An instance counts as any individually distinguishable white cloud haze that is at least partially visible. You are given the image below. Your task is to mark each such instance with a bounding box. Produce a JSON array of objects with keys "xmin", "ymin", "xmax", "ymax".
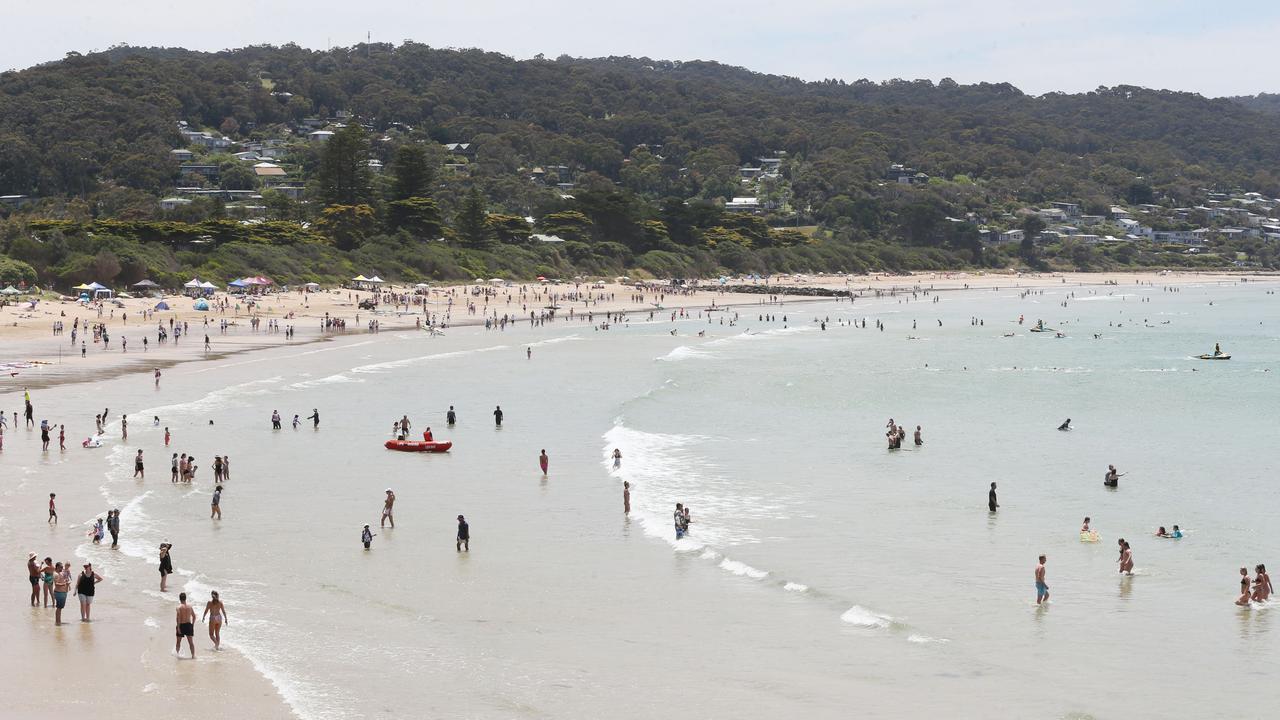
[{"xmin": 6, "ymin": 0, "xmax": 1278, "ymax": 96}]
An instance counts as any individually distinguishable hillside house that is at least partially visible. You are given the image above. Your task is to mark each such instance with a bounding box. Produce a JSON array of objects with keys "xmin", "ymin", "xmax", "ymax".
[
  {"xmin": 159, "ymin": 197, "xmax": 193, "ymax": 211},
  {"xmin": 886, "ymin": 164, "xmax": 929, "ymax": 185},
  {"xmin": 1037, "ymin": 208, "xmax": 1067, "ymax": 222},
  {"xmin": 169, "ymin": 148, "xmax": 195, "ymax": 162},
  {"xmin": 1152, "ymin": 229, "xmax": 1204, "ymax": 245},
  {"xmin": 444, "ymin": 143, "xmax": 475, "ymax": 158},
  {"xmin": 725, "ymin": 197, "xmax": 761, "ymax": 212},
  {"xmin": 308, "ymin": 130, "xmax": 334, "ymax": 143},
  {"xmin": 757, "ymin": 158, "xmax": 782, "ymax": 172},
  {"xmin": 1050, "ymin": 202, "xmax": 1081, "ymax": 217},
  {"xmin": 0, "ymin": 195, "xmax": 35, "ymax": 208},
  {"xmin": 252, "ymin": 162, "xmax": 288, "ymax": 186},
  {"xmin": 988, "ymin": 228, "xmax": 1024, "ymax": 245},
  {"xmin": 1079, "ymin": 215, "xmax": 1104, "ymax": 226},
  {"xmin": 1110, "ymin": 206, "xmax": 1132, "ymax": 220},
  {"xmin": 739, "ymin": 166, "xmax": 762, "ymax": 180},
  {"xmin": 179, "ymin": 163, "xmax": 219, "ymax": 180}
]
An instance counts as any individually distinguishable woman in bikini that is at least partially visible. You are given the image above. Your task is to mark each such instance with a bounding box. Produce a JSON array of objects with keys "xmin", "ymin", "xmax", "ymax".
[
  {"xmin": 202, "ymin": 590, "xmax": 228, "ymax": 650},
  {"xmin": 1237, "ymin": 567, "xmax": 1253, "ymax": 606}
]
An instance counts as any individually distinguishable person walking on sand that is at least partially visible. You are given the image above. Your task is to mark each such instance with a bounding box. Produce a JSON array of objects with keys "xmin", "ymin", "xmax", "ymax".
[
  {"xmin": 48, "ymin": 493, "xmax": 57, "ymax": 524},
  {"xmin": 175, "ymin": 592, "xmax": 196, "ymax": 658},
  {"xmin": 623, "ymin": 481, "xmax": 631, "ymax": 514},
  {"xmin": 203, "ymin": 591, "xmax": 228, "ymax": 650},
  {"xmin": 1035, "ymin": 555, "xmax": 1050, "ymax": 605},
  {"xmin": 988, "ymin": 482, "xmax": 998, "ymax": 512},
  {"xmin": 134, "ymin": 449, "xmax": 144, "ymax": 479},
  {"xmin": 456, "ymin": 515, "xmax": 470, "ymax": 552},
  {"xmin": 539, "ymin": 449, "xmax": 549, "ymax": 475},
  {"xmin": 53, "ymin": 562, "xmax": 71, "ymax": 625},
  {"xmin": 361, "ymin": 524, "xmax": 375, "ymax": 550},
  {"xmin": 381, "ymin": 489, "xmax": 395, "ymax": 529},
  {"xmin": 307, "ymin": 409, "xmax": 320, "ymax": 429},
  {"xmin": 493, "ymin": 406, "xmax": 503, "ymax": 427},
  {"xmin": 75, "ymin": 563, "xmax": 102, "ymax": 622},
  {"xmin": 158, "ymin": 542, "xmax": 174, "ymax": 591},
  {"xmin": 210, "ymin": 485, "xmax": 222, "ymax": 519}
]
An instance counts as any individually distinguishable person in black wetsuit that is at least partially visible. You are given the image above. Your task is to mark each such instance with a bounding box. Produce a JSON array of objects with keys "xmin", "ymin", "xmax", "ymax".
[
  {"xmin": 493, "ymin": 406, "xmax": 503, "ymax": 427},
  {"xmin": 447, "ymin": 406, "xmax": 456, "ymax": 425},
  {"xmin": 988, "ymin": 482, "xmax": 999, "ymax": 512},
  {"xmin": 1058, "ymin": 419, "xmax": 1071, "ymax": 431},
  {"xmin": 307, "ymin": 409, "xmax": 320, "ymax": 428}
]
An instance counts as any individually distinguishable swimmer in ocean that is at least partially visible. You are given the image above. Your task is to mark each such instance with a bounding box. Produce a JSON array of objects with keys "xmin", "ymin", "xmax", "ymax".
[
  {"xmin": 1035, "ymin": 555, "xmax": 1049, "ymax": 605},
  {"xmin": 1058, "ymin": 418, "xmax": 1071, "ymax": 431},
  {"xmin": 1237, "ymin": 567, "xmax": 1252, "ymax": 606},
  {"xmin": 447, "ymin": 406, "xmax": 456, "ymax": 425},
  {"xmin": 988, "ymin": 482, "xmax": 998, "ymax": 512}
]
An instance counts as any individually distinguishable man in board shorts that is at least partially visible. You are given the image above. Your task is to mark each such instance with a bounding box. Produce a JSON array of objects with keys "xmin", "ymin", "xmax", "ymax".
[{"xmin": 175, "ymin": 592, "xmax": 196, "ymax": 658}]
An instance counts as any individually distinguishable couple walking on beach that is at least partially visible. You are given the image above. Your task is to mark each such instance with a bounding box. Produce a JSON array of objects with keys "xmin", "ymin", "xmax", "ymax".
[{"xmin": 174, "ymin": 590, "xmax": 230, "ymax": 658}]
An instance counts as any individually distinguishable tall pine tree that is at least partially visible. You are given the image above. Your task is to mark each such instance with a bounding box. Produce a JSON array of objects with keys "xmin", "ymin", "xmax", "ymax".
[{"xmin": 316, "ymin": 125, "xmax": 373, "ymax": 207}]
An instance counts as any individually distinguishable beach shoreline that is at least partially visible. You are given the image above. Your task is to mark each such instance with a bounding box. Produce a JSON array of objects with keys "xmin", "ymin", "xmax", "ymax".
[
  {"xmin": 0, "ymin": 267, "xmax": 1272, "ymax": 719},
  {"xmin": 0, "ymin": 270, "xmax": 1263, "ymax": 393}
]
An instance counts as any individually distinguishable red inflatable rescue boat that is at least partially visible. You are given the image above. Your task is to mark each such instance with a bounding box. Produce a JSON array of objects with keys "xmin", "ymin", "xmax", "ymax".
[{"xmin": 385, "ymin": 439, "xmax": 452, "ymax": 453}]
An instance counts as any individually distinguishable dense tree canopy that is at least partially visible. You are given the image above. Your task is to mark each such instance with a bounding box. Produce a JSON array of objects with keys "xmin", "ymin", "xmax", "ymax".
[{"xmin": 0, "ymin": 43, "xmax": 1278, "ymax": 286}]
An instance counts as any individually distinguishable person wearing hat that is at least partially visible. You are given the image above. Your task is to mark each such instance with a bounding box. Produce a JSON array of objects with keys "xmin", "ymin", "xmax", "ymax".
[
  {"xmin": 456, "ymin": 515, "xmax": 470, "ymax": 552},
  {"xmin": 361, "ymin": 524, "xmax": 375, "ymax": 550},
  {"xmin": 27, "ymin": 552, "xmax": 40, "ymax": 606},
  {"xmin": 74, "ymin": 562, "xmax": 102, "ymax": 622},
  {"xmin": 381, "ymin": 490, "xmax": 395, "ymax": 529},
  {"xmin": 158, "ymin": 542, "xmax": 174, "ymax": 591}
]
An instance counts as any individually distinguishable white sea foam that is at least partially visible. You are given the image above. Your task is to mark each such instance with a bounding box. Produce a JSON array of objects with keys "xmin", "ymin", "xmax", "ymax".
[
  {"xmin": 718, "ymin": 559, "xmax": 769, "ymax": 579},
  {"xmin": 133, "ymin": 376, "xmax": 284, "ymax": 419},
  {"xmin": 783, "ymin": 582, "xmax": 809, "ymax": 593},
  {"xmin": 288, "ymin": 373, "xmax": 364, "ymax": 390},
  {"xmin": 527, "ymin": 335, "xmax": 582, "ymax": 348},
  {"xmin": 657, "ymin": 345, "xmax": 714, "ymax": 362},
  {"xmin": 840, "ymin": 605, "xmax": 894, "ymax": 628},
  {"xmin": 350, "ymin": 344, "xmax": 507, "ymax": 374},
  {"xmin": 704, "ymin": 325, "xmax": 818, "ymax": 347},
  {"xmin": 907, "ymin": 634, "xmax": 950, "ymax": 644}
]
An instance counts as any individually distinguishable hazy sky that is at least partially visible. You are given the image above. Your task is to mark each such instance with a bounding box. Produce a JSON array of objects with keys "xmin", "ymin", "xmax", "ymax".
[{"xmin": 6, "ymin": 0, "xmax": 1278, "ymax": 96}]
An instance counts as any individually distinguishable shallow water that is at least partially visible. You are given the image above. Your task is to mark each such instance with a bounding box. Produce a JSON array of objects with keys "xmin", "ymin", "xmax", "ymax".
[{"xmin": 9, "ymin": 281, "xmax": 1280, "ymax": 718}]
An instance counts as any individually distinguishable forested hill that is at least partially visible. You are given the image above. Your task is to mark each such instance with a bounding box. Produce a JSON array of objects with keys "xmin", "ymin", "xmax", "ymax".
[
  {"xmin": 4, "ymin": 44, "xmax": 1280, "ymax": 199},
  {"xmin": 2, "ymin": 43, "xmax": 1280, "ymax": 286}
]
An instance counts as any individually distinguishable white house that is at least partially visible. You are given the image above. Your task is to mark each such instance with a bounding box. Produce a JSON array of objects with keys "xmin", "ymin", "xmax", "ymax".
[
  {"xmin": 308, "ymin": 130, "xmax": 335, "ymax": 143},
  {"xmin": 725, "ymin": 197, "xmax": 761, "ymax": 212},
  {"xmin": 160, "ymin": 197, "xmax": 193, "ymax": 211}
]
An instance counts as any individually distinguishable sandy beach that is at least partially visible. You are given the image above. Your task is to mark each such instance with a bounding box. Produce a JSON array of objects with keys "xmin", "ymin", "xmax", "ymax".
[
  {"xmin": 0, "ymin": 270, "xmax": 1261, "ymax": 392},
  {"xmin": 0, "ymin": 268, "xmax": 1272, "ymax": 719}
]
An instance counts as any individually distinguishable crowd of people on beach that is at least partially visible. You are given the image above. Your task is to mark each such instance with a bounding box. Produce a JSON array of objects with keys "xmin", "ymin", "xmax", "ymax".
[{"xmin": 10, "ymin": 275, "xmax": 1277, "ymax": 683}]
